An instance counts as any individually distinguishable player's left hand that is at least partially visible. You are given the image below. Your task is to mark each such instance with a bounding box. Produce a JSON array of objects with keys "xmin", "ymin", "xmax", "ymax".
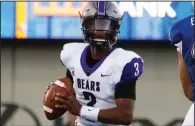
[{"xmin": 55, "ymin": 93, "xmax": 82, "ymax": 116}]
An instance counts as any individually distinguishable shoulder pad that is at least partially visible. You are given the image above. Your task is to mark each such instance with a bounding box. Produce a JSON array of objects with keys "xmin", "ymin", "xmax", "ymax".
[
  {"xmin": 60, "ymin": 43, "xmax": 88, "ymax": 66},
  {"xmin": 116, "ymin": 49, "xmax": 144, "ymax": 80}
]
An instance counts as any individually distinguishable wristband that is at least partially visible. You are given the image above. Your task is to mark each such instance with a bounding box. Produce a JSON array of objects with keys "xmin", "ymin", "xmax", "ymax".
[{"xmin": 80, "ymin": 106, "xmax": 100, "ymax": 121}]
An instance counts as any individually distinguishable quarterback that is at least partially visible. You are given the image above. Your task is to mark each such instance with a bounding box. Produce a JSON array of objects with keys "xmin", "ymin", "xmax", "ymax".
[
  {"xmin": 54, "ymin": 2, "xmax": 144, "ymax": 126},
  {"xmin": 169, "ymin": 2, "xmax": 194, "ymax": 126}
]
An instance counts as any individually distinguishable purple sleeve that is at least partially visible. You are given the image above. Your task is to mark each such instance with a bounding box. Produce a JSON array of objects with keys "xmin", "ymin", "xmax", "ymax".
[
  {"xmin": 115, "ymin": 57, "xmax": 144, "ymax": 98},
  {"xmin": 120, "ymin": 58, "xmax": 144, "ymax": 81}
]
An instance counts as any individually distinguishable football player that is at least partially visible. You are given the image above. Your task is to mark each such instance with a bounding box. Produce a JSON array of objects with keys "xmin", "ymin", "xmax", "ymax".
[
  {"xmin": 55, "ymin": 2, "xmax": 144, "ymax": 126},
  {"xmin": 169, "ymin": 2, "xmax": 194, "ymax": 126}
]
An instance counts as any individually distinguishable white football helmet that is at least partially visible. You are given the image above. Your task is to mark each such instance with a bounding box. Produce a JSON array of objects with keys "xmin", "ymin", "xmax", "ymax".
[{"xmin": 79, "ymin": 2, "xmax": 122, "ymax": 48}]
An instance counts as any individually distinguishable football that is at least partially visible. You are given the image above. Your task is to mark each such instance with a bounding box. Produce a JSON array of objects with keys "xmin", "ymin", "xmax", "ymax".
[{"xmin": 43, "ymin": 77, "xmax": 73, "ymax": 120}]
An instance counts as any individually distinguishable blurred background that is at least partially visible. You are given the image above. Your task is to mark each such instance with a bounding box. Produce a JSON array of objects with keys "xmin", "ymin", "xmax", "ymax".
[{"xmin": 1, "ymin": 1, "xmax": 194, "ymax": 126}]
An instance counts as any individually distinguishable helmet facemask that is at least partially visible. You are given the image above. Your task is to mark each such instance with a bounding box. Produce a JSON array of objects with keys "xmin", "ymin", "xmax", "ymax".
[{"xmin": 80, "ymin": 14, "xmax": 121, "ymax": 48}]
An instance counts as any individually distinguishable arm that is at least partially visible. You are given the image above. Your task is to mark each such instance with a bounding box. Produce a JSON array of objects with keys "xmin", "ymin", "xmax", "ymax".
[
  {"xmin": 98, "ymin": 99, "xmax": 134, "ymax": 125},
  {"xmin": 97, "ymin": 80, "xmax": 136, "ymax": 125},
  {"xmin": 169, "ymin": 23, "xmax": 192, "ymax": 100},
  {"xmin": 80, "ymin": 80, "xmax": 136, "ymax": 125},
  {"xmin": 177, "ymin": 52, "xmax": 192, "ymax": 101}
]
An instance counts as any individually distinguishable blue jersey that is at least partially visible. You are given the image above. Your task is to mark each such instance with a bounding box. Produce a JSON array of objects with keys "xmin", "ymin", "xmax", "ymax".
[{"xmin": 169, "ymin": 15, "xmax": 194, "ymax": 100}]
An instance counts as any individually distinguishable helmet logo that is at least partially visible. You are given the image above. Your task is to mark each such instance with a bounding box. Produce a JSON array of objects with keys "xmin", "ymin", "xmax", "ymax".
[{"xmin": 98, "ymin": 1, "xmax": 106, "ymax": 15}]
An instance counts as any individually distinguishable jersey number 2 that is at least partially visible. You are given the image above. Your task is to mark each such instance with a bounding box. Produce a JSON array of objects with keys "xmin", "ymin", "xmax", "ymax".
[{"xmin": 83, "ymin": 91, "xmax": 96, "ymax": 107}]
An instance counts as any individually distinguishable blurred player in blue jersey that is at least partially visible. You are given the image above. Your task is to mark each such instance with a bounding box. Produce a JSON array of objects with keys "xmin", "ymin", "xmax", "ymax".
[
  {"xmin": 169, "ymin": 2, "xmax": 194, "ymax": 126},
  {"xmin": 53, "ymin": 2, "xmax": 144, "ymax": 126}
]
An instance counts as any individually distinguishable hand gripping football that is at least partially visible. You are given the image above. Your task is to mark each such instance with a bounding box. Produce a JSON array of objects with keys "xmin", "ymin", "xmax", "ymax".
[{"xmin": 43, "ymin": 77, "xmax": 73, "ymax": 120}]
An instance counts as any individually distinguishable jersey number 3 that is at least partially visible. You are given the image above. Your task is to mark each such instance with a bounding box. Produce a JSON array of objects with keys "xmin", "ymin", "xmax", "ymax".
[
  {"xmin": 134, "ymin": 62, "xmax": 139, "ymax": 76},
  {"xmin": 83, "ymin": 91, "xmax": 96, "ymax": 107}
]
